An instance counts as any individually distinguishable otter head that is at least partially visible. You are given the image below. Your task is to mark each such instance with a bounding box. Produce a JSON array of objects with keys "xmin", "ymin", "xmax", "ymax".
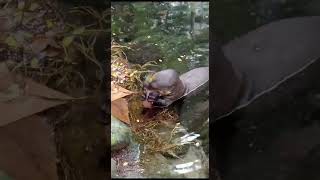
[{"xmin": 142, "ymin": 69, "xmax": 186, "ymax": 108}]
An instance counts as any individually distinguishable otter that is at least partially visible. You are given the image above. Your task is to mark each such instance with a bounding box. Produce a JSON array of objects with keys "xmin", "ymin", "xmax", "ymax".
[
  {"xmin": 142, "ymin": 67, "xmax": 209, "ymax": 108},
  {"xmin": 214, "ymin": 16, "xmax": 320, "ymax": 121}
]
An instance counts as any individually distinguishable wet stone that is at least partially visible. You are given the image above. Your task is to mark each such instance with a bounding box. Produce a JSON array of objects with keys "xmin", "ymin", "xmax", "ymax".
[{"xmin": 111, "ymin": 115, "xmax": 132, "ymax": 151}]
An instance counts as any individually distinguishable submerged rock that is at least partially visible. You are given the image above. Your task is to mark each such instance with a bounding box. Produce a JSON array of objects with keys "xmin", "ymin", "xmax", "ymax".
[
  {"xmin": 141, "ymin": 145, "xmax": 208, "ymax": 178},
  {"xmin": 111, "ymin": 115, "xmax": 132, "ymax": 151}
]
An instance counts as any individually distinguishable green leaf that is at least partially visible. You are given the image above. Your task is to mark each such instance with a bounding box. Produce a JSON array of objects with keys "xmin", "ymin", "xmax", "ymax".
[
  {"xmin": 62, "ymin": 36, "xmax": 74, "ymax": 47},
  {"xmin": 30, "ymin": 58, "xmax": 39, "ymax": 68},
  {"xmin": 5, "ymin": 35, "xmax": 18, "ymax": 48},
  {"xmin": 72, "ymin": 26, "xmax": 85, "ymax": 35}
]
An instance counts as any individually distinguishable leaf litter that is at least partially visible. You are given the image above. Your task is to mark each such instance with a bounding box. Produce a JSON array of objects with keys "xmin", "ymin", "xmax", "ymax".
[{"xmin": 0, "ymin": 0, "xmax": 108, "ymax": 179}]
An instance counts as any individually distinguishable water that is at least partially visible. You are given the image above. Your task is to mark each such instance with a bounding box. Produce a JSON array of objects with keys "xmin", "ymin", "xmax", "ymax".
[{"xmin": 111, "ymin": 2, "xmax": 209, "ymax": 178}]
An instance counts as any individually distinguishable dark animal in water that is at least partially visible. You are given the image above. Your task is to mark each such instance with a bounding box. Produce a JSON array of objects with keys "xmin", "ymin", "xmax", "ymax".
[
  {"xmin": 142, "ymin": 67, "xmax": 209, "ymax": 108},
  {"xmin": 214, "ymin": 16, "xmax": 320, "ymax": 120}
]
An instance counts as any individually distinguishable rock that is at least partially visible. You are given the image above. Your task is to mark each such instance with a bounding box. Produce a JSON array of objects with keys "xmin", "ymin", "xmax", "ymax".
[
  {"xmin": 111, "ymin": 141, "xmax": 144, "ymax": 178},
  {"xmin": 111, "ymin": 115, "xmax": 132, "ymax": 151},
  {"xmin": 179, "ymin": 91, "xmax": 209, "ymax": 132},
  {"xmin": 111, "ymin": 158, "xmax": 118, "ymax": 178}
]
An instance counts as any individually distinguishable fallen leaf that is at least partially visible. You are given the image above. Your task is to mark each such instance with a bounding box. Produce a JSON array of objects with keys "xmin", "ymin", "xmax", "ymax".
[
  {"xmin": 62, "ymin": 36, "xmax": 74, "ymax": 47},
  {"xmin": 45, "ymin": 47, "xmax": 61, "ymax": 57},
  {"xmin": 30, "ymin": 37, "xmax": 51, "ymax": 53},
  {"xmin": 111, "ymin": 98, "xmax": 130, "ymax": 125},
  {"xmin": 25, "ymin": 77, "xmax": 74, "ymax": 100},
  {"xmin": 0, "ymin": 115, "xmax": 58, "ymax": 180},
  {"xmin": 31, "ymin": 36, "xmax": 60, "ymax": 54},
  {"xmin": 0, "ymin": 63, "xmax": 74, "ymax": 126},
  {"xmin": 111, "ymin": 83, "xmax": 134, "ymax": 101},
  {"xmin": 0, "ymin": 84, "xmax": 22, "ymax": 102}
]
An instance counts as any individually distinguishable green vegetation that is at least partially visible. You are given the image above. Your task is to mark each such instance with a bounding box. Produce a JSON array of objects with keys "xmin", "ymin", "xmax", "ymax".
[{"xmin": 111, "ymin": 2, "xmax": 209, "ymax": 73}]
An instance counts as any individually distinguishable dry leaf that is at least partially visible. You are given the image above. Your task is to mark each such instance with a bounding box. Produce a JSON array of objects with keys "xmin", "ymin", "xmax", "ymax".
[
  {"xmin": 38, "ymin": 47, "xmax": 61, "ymax": 58},
  {"xmin": 0, "ymin": 115, "xmax": 58, "ymax": 180},
  {"xmin": 45, "ymin": 47, "xmax": 61, "ymax": 57},
  {"xmin": 31, "ymin": 36, "xmax": 60, "ymax": 54},
  {"xmin": 25, "ymin": 78, "xmax": 74, "ymax": 100},
  {"xmin": 111, "ymin": 98, "xmax": 130, "ymax": 125},
  {"xmin": 0, "ymin": 63, "xmax": 74, "ymax": 126},
  {"xmin": 0, "ymin": 84, "xmax": 22, "ymax": 102},
  {"xmin": 30, "ymin": 37, "xmax": 51, "ymax": 53},
  {"xmin": 111, "ymin": 83, "xmax": 134, "ymax": 101}
]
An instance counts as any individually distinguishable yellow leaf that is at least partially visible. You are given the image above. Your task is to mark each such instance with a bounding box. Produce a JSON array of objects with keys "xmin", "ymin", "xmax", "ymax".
[
  {"xmin": 111, "ymin": 83, "xmax": 133, "ymax": 101},
  {"xmin": 111, "ymin": 98, "xmax": 130, "ymax": 125}
]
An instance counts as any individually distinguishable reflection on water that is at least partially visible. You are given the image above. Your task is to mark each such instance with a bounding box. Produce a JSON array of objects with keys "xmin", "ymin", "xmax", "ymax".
[
  {"xmin": 173, "ymin": 160, "xmax": 202, "ymax": 174},
  {"xmin": 179, "ymin": 132, "xmax": 201, "ymax": 145}
]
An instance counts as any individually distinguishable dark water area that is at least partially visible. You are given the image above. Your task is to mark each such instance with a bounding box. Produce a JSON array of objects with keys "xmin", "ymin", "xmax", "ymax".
[{"xmin": 214, "ymin": 1, "xmax": 320, "ymax": 180}]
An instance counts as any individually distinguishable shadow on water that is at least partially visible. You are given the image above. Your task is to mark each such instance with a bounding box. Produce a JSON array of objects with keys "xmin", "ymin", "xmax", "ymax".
[{"xmin": 214, "ymin": 1, "xmax": 320, "ymax": 179}]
